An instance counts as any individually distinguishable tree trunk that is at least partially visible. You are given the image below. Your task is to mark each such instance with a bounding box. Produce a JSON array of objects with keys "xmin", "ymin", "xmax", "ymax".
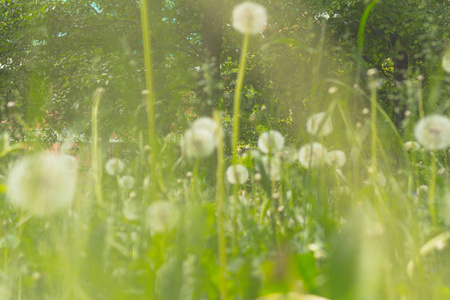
[
  {"xmin": 389, "ymin": 34, "xmax": 408, "ymax": 129},
  {"xmin": 198, "ymin": 0, "xmax": 223, "ymax": 116}
]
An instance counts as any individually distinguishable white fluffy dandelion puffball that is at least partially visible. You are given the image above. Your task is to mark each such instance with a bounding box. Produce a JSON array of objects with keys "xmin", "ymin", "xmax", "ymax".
[
  {"xmin": 414, "ymin": 115, "xmax": 450, "ymax": 150},
  {"xmin": 261, "ymin": 156, "xmax": 281, "ymax": 181},
  {"xmin": 105, "ymin": 158, "xmax": 125, "ymax": 176},
  {"xmin": 192, "ymin": 117, "xmax": 220, "ymax": 145},
  {"xmin": 403, "ymin": 141, "xmax": 420, "ymax": 151},
  {"xmin": 123, "ymin": 199, "xmax": 140, "ymax": 221},
  {"xmin": 181, "ymin": 128, "xmax": 216, "ymax": 158},
  {"xmin": 306, "ymin": 112, "xmax": 333, "ymax": 137},
  {"xmin": 7, "ymin": 153, "xmax": 78, "ymax": 216},
  {"xmin": 118, "ymin": 175, "xmax": 135, "ymax": 189},
  {"xmin": 226, "ymin": 164, "xmax": 249, "ymax": 185},
  {"xmin": 298, "ymin": 143, "xmax": 328, "ymax": 168},
  {"xmin": 146, "ymin": 201, "xmax": 180, "ymax": 234},
  {"xmin": 232, "ymin": 1, "xmax": 267, "ymax": 35},
  {"xmin": 442, "ymin": 54, "xmax": 450, "ymax": 73},
  {"xmin": 326, "ymin": 150, "xmax": 346, "ymax": 168},
  {"xmin": 258, "ymin": 130, "xmax": 285, "ymax": 154},
  {"xmin": 192, "ymin": 117, "xmax": 217, "ymax": 136}
]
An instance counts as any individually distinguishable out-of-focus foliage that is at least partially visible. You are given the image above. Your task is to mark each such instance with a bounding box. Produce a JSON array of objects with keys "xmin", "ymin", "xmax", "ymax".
[{"xmin": 1, "ymin": 0, "xmax": 449, "ymax": 145}]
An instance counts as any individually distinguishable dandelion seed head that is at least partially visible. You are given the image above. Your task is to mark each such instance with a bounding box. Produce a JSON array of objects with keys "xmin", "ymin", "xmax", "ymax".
[
  {"xmin": 254, "ymin": 173, "xmax": 262, "ymax": 181},
  {"xmin": 326, "ymin": 150, "xmax": 346, "ymax": 168},
  {"xmin": 414, "ymin": 115, "xmax": 450, "ymax": 150},
  {"xmin": 328, "ymin": 86, "xmax": 338, "ymax": 94},
  {"xmin": 367, "ymin": 68, "xmax": 380, "ymax": 89},
  {"xmin": 226, "ymin": 164, "xmax": 249, "ymax": 185},
  {"xmin": 118, "ymin": 175, "xmax": 135, "ymax": 189},
  {"xmin": 7, "ymin": 153, "xmax": 78, "ymax": 216},
  {"xmin": 436, "ymin": 240, "xmax": 446, "ymax": 251},
  {"xmin": 191, "ymin": 117, "xmax": 217, "ymax": 138},
  {"xmin": 339, "ymin": 186, "xmax": 351, "ymax": 195},
  {"xmin": 181, "ymin": 128, "xmax": 215, "ymax": 158},
  {"xmin": 306, "ymin": 112, "xmax": 333, "ymax": 136},
  {"xmin": 442, "ymin": 54, "xmax": 450, "ymax": 73},
  {"xmin": 298, "ymin": 143, "xmax": 328, "ymax": 168},
  {"xmin": 232, "ymin": 1, "xmax": 267, "ymax": 35},
  {"xmin": 146, "ymin": 201, "xmax": 180, "ymax": 234},
  {"xmin": 260, "ymin": 156, "xmax": 281, "ymax": 181},
  {"xmin": 123, "ymin": 199, "xmax": 139, "ymax": 221},
  {"xmin": 367, "ymin": 68, "xmax": 378, "ymax": 77},
  {"xmin": 258, "ymin": 130, "xmax": 284, "ymax": 154},
  {"xmin": 105, "ymin": 158, "xmax": 125, "ymax": 176},
  {"xmin": 417, "ymin": 185, "xmax": 429, "ymax": 195},
  {"xmin": 403, "ymin": 141, "xmax": 420, "ymax": 151}
]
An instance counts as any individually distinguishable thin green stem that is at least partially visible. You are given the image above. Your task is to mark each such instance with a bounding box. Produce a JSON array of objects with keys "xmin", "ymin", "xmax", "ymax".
[
  {"xmin": 356, "ymin": 0, "xmax": 379, "ymax": 79},
  {"xmin": 140, "ymin": 0, "xmax": 158, "ymax": 202},
  {"xmin": 92, "ymin": 88, "xmax": 104, "ymax": 205},
  {"xmin": 232, "ymin": 33, "xmax": 249, "ymax": 163},
  {"xmin": 17, "ymin": 272, "xmax": 21, "ymax": 300},
  {"xmin": 190, "ymin": 159, "xmax": 201, "ymax": 203},
  {"xmin": 214, "ymin": 111, "xmax": 227, "ymax": 300},
  {"xmin": 358, "ymin": 0, "xmax": 379, "ymax": 55},
  {"xmin": 418, "ymin": 77, "xmax": 424, "ymax": 119},
  {"xmin": 370, "ymin": 84, "xmax": 378, "ymax": 180},
  {"xmin": 429, "ymin": 151, "xmax": 437, "ymax": 226}
]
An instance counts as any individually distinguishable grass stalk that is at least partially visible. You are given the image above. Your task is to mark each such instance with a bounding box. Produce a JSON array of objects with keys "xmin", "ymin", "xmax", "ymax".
[
  {"xmin": 429, "ymin": 151, "xmax": 437, "ymax": 226},
  {"xmin": 232, "ymin": 33, "xmax": 249, "ymax": 163},
  {"xmin": 140, "ymin": 0, "xmax": 158, "ymax": 202},
  {"xmin": 418, "ymin": 76, "xmax": 424, "ymax": 119},
  {"xmin": 370, "ymin": 83, "xmax": 378, "ymax": 181},
  {"xmin": 190, "ymin": 159, "xmax": 201, "ymax": 203},
  {"xmin": 214, "ymin": 111, "xmax": 228, "ymax": 300},
  {"xmin": 92, "ymin": 88, "xmax": 104, "ymax": 205}
]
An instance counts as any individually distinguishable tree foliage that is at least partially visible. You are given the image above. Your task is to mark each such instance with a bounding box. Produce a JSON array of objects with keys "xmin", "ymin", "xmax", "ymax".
[{"xmin": 1, "ymin": 0, "xmax": 449, "ymax": 145}]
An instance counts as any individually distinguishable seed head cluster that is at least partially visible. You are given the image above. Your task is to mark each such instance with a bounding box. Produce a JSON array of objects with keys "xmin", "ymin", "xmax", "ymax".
[
  {"xmin": 7, "ymin": 153, "xmax": 78, "ymax": 216},
  {"xmin": 232, "ymin": 1, "xmax": 267, "ymax": 35},
  {"xmin": 306, "ymin": 112, "xmax": 333, "ymax": 137},
  {"xmin": 258, "ymin": 130, "xmax": 284, "ymax": 154},
  {"xmin": 226, "ymin": 164, "xmax": 249, "ymax": 185},
  {"xmin": 414, "ymin": 115, "xmax": 450, "ymax": 151},
  {"xmin": 181, "ymin": 117, "xmax": 219, "ymax": 159}
]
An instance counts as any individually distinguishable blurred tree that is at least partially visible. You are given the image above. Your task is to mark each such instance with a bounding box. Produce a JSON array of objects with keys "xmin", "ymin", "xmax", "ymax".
[
  {"xmin": 1, "ymin": 0, "xmax": 449, "ymax": 148},
  {"xmin": 305, "ymin": 0, "xmax": 450, "ymax": 126}
]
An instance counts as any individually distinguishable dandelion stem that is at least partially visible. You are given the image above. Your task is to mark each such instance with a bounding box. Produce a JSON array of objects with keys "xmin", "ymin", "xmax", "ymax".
[
  {"xmin": 140, "ymin": 0, "xmax": 158, "ymax": 202},
  {"xmin": 370, "ymin": 83, "xmax": 378, "ymax": 179},
  {"xmin": 214, "ymin": 111, "xmax": 228, "ymax": 300},
  {"xmin": 418, "ymin": 77, "xmax": 424, "ymax": 119},
  {"xmin": 429, "ymin": 151, "xmax": 437, "ymax": 226},
  {"xmin": 190, "ymin": 159, "xmax": 201, "ymax": 203},
  {"xmin": 17, "ymin": 273, "xmax": 22, "ymax": 300},
  {"xmin": 232, "ymin": 33, "xmax": 249, "ymax": 163},
  {"xmin": 92, "ymin": 88, "xmax": 104, "ymax": 205},
  {"xmin": 357, "ymin": 0, "xmax": 379, "ymax": 80}
]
